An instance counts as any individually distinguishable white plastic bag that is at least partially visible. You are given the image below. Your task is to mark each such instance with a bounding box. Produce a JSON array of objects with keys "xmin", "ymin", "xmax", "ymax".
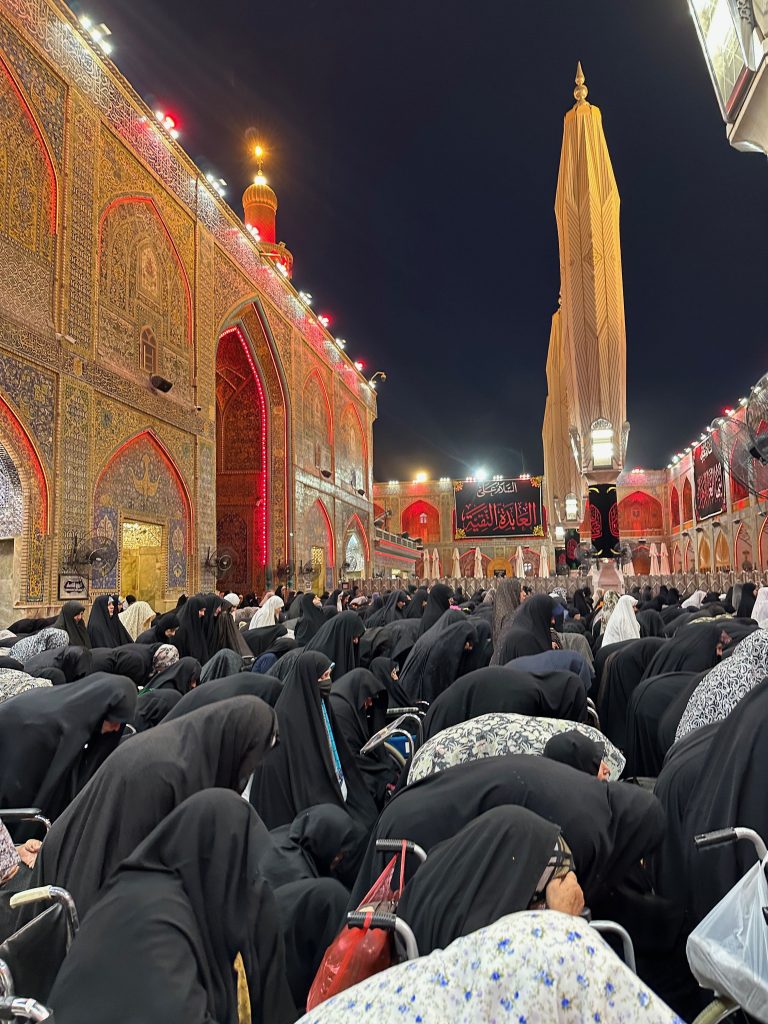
[{"xmin": 687, "ymin": 854, "xmax": 768, "ymax": 1022}]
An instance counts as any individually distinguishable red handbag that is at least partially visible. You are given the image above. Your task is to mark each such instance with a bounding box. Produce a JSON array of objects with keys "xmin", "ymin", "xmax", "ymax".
[{"xmin": 306, "ymin": 844, "xmax": 407, "ymax": 1009}]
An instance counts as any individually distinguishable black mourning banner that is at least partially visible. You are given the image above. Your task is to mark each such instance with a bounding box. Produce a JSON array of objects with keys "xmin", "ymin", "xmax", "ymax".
[
  {"xmin": 588, "ymin": 483, "xmax": 621, "ymax": 558},
  {"xmin": 454, "ymin": 477, "xmax": 544, "ymax": 540},
  {"xmin": 564, "ymin": 530, "xmax": 580, "ymax": 570},
  {"xmin": 694, "ymin": 436, "xmax": 726, "ymax": 520}
]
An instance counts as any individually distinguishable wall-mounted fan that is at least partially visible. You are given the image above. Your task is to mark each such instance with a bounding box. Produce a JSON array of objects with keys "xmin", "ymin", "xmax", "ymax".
[
  {"xmin": 65, "ymin": 533, "xmax": 119, "ymax": 581},
  {"xmin": 573, "ymin": 542, "xmax": 598, "ymax": 573},
  {"xmin": 203, "ymin": 547, "xmax": 236, "ymax": 579},
  {"xmin": 711, "ymin": 373, "xmax": 768, "ymax": 500}
]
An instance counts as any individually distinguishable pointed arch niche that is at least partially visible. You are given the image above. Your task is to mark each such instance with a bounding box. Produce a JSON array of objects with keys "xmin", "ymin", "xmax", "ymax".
[
  {"xmin": 0, "ymin": 395, "xmax": 49, "ymax": 610},
  {"xmin": 215, "ymin": 303, "xmax": 291, "ymax": 591},
  {"xmin": 93, "ymin": 430, "xmax": 192, "ymax": 602},
  {"xmin": 97, "ymin": 195, "xmax": 192, "ymax": 394},
  {"xmin": 401, "ymin": 499, "xmax": 441, "ymax": 546},
  {"xmin": 0, "ymin": 54, "xmax": 58, "ymax": 332}
]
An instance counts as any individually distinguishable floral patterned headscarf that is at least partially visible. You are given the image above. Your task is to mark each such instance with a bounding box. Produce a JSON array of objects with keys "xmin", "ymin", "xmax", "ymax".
[
  {"xmin": 151, "ymin": 644, "xmax": 180, "ymax": 677},
  {"xmin": 295, "ymin": 910, "xmax": 683, "ymax": 1023}
]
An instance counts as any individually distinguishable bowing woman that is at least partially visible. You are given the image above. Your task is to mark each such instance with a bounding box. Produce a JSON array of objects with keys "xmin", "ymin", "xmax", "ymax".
[
  {"xmin": 250, "ymin": 652, "xmax": 378, "ymax": 833},
  {"xmin": 27, "ymin": 696, "xmax": 278, "ymax": 919},
  {"xmin": 49, "ymin": 790, "xmax": 296, "ymax": 1024}
]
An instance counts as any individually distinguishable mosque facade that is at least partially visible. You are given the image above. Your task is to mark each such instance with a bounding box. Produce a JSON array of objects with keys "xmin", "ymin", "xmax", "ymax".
[{"xmin": 0, "ymin": 0, "xmax": 376, "ymax": 622}]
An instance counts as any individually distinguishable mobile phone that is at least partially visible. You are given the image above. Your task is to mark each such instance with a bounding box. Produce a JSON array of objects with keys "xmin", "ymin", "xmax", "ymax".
[{"xmin": 328, "ymin": 662, "xmax": 335, "ymax": 674}]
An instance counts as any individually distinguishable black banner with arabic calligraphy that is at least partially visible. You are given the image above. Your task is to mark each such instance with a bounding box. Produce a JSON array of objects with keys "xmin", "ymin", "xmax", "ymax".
[
  {"xmin": 454, "ymin": 477, "xmax": 544, "ymax": 539},
  {"xmin": 588, "ymin": 483, "xmax": 621, "ymax": 558},
  {"xmin": 694, "ymin": 435, "xmax": 726, "ymax": 520}
]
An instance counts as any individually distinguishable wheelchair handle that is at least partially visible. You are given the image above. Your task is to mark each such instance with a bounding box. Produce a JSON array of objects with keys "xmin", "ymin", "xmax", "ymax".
[
  {"xmin": 346, "ymin": 912, "xmax": 419, "ymax": 960},
  {"xmin": 375, "ymin": 838, "xmax": 427, "ymax": 863},
  {"xmin": 9, "ymin": 887, "xmax": 79, "ymax": 942},
  {"xmin": 8, "ymin": 887, "xmax": 54, "ymax": 909},
  {"xmin": 695, "ymin": 827, "xmax": 768, "ymax": 861},
  {"xmin": 0, "ymin": 810, "xmax": 51, "ymax": 833},
  {"xmin": 0, "ymin": 997, "xmax": 53, "ymax": 1021}
]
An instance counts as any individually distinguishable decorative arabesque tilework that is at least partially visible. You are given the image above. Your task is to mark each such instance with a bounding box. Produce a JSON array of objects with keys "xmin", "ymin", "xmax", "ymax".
[
  {"xmin": 59, "ymin": 379, "xmax": 91, "ymax": 562},
  {"xmin": 0, "ymin": 1, "xmax": 376, "ymax": 407},
  {"xmin": 66, "ymin": 98, "xmax": 97, "ymax": 349},
  {"xmin": 0, "ymin": 54, "xmax": 56, "ymax": 333},
  {"xmin": 0, "ymin": 348, "xmax": 55, "ymax": 465},
  {"xmin": 0, "ymin": 18, "xmax": 66, "ymax": 162},
  {"xmin": 0, "ymin": 438, "xmax": 23, "ymax": 537},
  {"xmin": 97, "ymin": 197, "xmax": 191, "ymax": 398},
  {"xmin": 94, "ymin": 434, "xmax": 189, "ymax": 592}
]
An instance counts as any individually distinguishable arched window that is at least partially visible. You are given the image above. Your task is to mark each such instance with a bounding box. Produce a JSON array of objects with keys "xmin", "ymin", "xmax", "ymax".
[
  {"xmin": 682, "ymin": 477, "xmax": 694, "ymax": 523},
  {"xmin": 670, "ymin": 485, "xmax": 680, "ymax": 530},
  {"xmin": 140, "ymin": 326, "xmax": 157, "ymax": 373}
]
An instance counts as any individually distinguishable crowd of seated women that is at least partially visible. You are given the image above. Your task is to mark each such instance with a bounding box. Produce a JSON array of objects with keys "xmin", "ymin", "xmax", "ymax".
[{"xmin": 0, "ymin": 576, "xmax": 766, "ymax": 1021}]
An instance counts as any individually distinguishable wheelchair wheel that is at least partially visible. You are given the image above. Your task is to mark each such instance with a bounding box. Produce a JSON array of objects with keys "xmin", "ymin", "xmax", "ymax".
[{"xmin": 692, "ymin": 997, "xmax": 739, "ymax": 1024}]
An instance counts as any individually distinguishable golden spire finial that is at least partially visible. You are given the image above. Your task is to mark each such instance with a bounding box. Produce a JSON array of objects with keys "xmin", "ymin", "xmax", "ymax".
[
  {"xmin": 253, "ymin": 143, "xmax": 267, "ymax": 185},
  {"xmin": 574, "ymin": 61, "xmax": 588, "ymax": 104}
]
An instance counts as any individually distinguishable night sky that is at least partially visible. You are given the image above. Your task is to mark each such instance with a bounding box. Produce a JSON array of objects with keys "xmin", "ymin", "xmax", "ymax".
[{"xmin": 83, "ymin": 0, "xmax": 768, "ymax": 481}]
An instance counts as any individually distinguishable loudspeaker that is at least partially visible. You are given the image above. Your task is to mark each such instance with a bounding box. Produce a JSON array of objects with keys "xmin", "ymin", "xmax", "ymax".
[{"xmin": 150, "ymin": 374, "xmax": 173, "ymax": 393}]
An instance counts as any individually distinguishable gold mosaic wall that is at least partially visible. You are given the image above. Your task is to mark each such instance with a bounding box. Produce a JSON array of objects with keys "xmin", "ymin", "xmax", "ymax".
[{"xmin": 0, "ymin": 0, "xmax": 375, "ymax": 612}]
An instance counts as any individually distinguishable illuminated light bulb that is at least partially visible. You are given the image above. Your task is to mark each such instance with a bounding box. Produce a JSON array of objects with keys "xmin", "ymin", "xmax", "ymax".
[
  {"xmin": 80, "ymin": 15, "xmax": 93, "ymax": 29},
  {"xmin": 335, "ymin": 337, "xmax": 346, "ymax": 349},
  {"xmin": 298, "ymin": 291, "xmax": 313, "ymax": 305},
  {"xmin": 169, "ymin": 128, "xmax": 179, "ymax": 140},
  {"xmin": 90, "ymin": 27, "xmax": 102, "ymax": 41},
  {"xmin": 205, "ymin": 172, "xmax": 214, "ymax": 182},
  {"xmin": 354, "ymin": 361, "xmax": 364, "ymax": 371},
  {"xmin": 255, "ymin": 144, "xmax": 264, "ymax": 159},
  {"xmin": 100, "ymin": 39, "xmax": 113, "ymax": 54},
  {"xmin": 276, "ymin": 262, "xmax": 288, "ymax": 276},
  {"xmin": 414, "ymin": 472, "xmax": 428, "ymax": 483},
  {"xmin": 318, "ymin": 314, "xmax": 330, "ymax": 328},
  {"xmin": 155, "ymin": 110, "xmax": 164, "ymax": 122},
  {"xmin": 369, "ymin": 380, "xmax": 376, "ymax": 389}
]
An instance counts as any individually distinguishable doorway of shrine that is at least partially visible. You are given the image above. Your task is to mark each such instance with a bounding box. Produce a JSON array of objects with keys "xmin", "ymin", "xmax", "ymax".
[
  {"xmin": 215, "ymin": 327, "xmax": 269, "ymax": 595},
  {"xmin": 121, "ymin": 520, "xmax": 164, "ymax": 608}
]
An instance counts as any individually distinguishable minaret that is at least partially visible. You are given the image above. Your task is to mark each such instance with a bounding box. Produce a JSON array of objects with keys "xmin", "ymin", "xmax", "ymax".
[
  {"xmin": 542, "ymin": 301, "xmax": 582, "ymax": 527},
  {"xmin": 242, "ymin": 144, "xmax": 294, "ymax": 278},
  {"xmin": 553, "ymin": 63, "xmax": 628, "ymax": 483}
]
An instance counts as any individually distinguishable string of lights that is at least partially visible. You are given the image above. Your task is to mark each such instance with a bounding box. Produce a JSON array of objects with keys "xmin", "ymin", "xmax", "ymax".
[
  {"xmin": 667, "ymin": 394, "xmax": 748, "ymax": 468},
  {"xmin": 74, "ymin": 11, "xmax": 379, "ymax": 395}
]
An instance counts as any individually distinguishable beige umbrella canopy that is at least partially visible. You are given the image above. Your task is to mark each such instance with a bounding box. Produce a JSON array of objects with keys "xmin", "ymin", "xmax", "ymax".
[
  {"xmin": 515, "ymin": 546, "xmax": 526, "ymax": 578},
  {"xmin": 660, "ymin": 542, "xmax": 671, "ymax": 576},
  {"xmin": 451, "ymin": 547, "xmax": 461, "ymax": 578},
  {"xmin": 650, "ymin": 543, "xmax": 660, "ymax": 576},
  {"xmin": 473, "ymin": 546, "xmax": 483, "ymax": 579},
  {"xmin": 431, "ymin": 548, "xmax": 440, "ymax": 578},
  {"xmin": 539, "ymin": 547, "xmax": 550, "ymax": 579}
]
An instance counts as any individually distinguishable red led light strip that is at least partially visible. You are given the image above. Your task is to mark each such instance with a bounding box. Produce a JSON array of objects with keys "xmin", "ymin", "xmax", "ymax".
[{"xmin": 219, "ymin": 327, "xmax": 268, "ymax": 565}]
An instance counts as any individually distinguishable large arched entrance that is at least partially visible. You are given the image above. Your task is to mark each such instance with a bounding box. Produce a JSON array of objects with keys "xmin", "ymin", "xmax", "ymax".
[{"xmin": 215, "ymin": 326, "xmax": 269, "ymax": 594}]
